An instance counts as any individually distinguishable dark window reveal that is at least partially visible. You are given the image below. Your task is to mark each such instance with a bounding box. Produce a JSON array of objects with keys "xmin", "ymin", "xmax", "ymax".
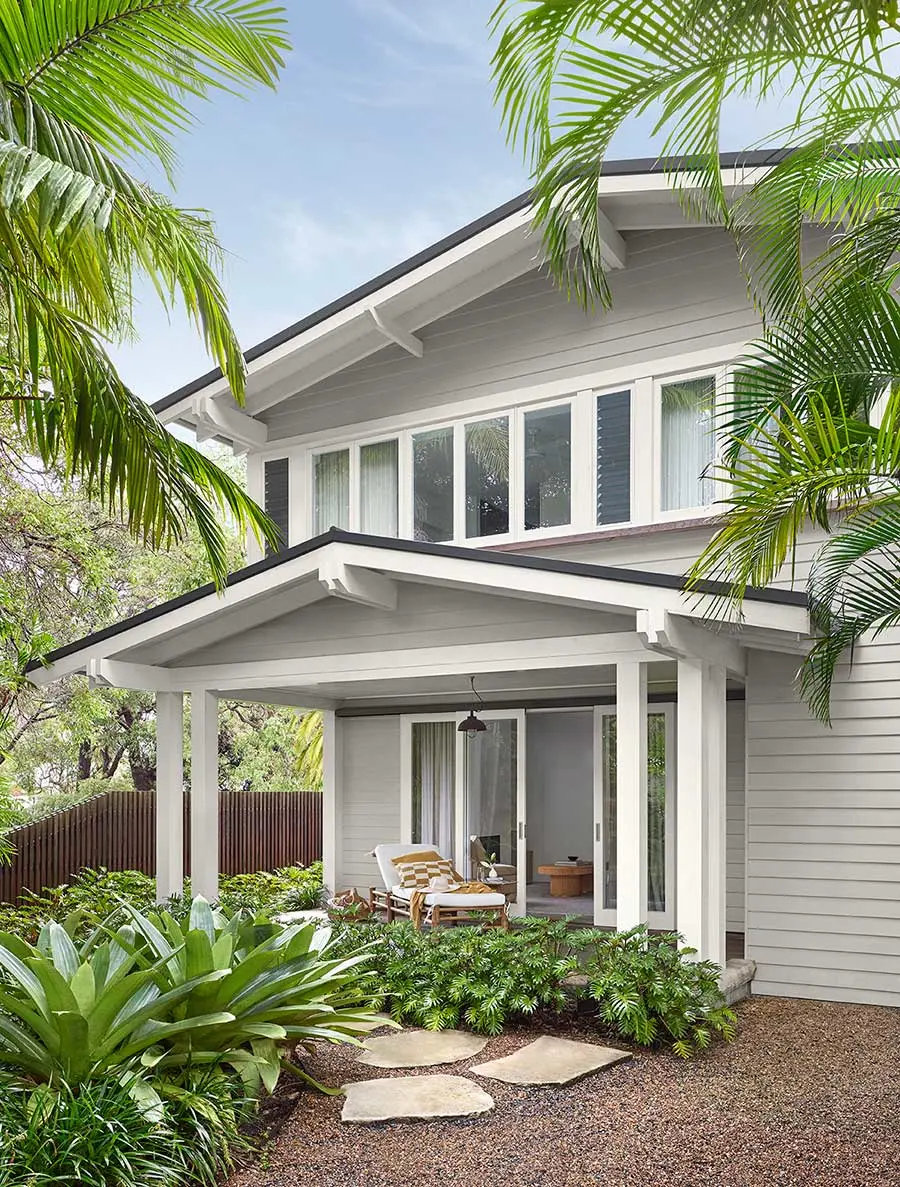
[
  {"xmin": 596, "ymin": 391, "xmax": 631, "ymax": 525},
  {"xmin": 264, "ymin": 457, "xmax": 289, "ymax": 555}
]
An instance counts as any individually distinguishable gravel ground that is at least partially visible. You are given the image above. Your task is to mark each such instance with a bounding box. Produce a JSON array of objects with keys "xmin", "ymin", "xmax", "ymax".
[{"xmin": 227, "ymin": 997, "xmax": 900, "ymax": 1187}]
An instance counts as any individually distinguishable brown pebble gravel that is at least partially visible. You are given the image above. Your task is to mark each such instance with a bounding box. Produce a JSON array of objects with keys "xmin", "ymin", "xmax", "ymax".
[{"xmin": 226, "ymin": 997, "xmax": 900, "ymax": 1187}]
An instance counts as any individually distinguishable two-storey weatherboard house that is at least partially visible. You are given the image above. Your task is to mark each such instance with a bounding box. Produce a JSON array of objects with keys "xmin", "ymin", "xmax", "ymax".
[{"xmin": 30, "ymin": 151, "xmax": 900, "ymax": 1008}]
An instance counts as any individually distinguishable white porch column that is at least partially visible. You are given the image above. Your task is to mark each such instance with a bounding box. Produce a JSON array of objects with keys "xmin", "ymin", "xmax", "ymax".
[
  {"xmin": 155, "ymin": 691, "xmax": 184, "ymax": 902},
  {"xmin": 616, "ymin": 661, "xmax": 648, "ymax": 931},
  {"xmin": 190, "ymin": 690, "xmax": 219, "ymax": 901},
  {"xmin": 676, "ymin": 659, "xmax": 727, "ymax": 966},
  {"xmin": 321, "ymin": 710, "xmax": 343, "ymax": 895}
]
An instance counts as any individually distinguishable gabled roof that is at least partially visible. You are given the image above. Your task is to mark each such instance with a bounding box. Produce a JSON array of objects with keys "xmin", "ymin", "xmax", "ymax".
[
  {"xmin": 155, "ymin": 149, "xmax": 789, "ymax": 442},
  {"xmin": 29, "ymin": 528, "xmax": 808, "ymax": 683}
]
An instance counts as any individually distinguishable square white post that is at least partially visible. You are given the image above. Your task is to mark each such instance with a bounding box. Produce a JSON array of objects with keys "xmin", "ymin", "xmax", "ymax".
[
  {"xmin": 321, "ymin": 710, "xmax": 342, "ymax": 894},
  {"xmin": 155, "ymin": 691, "xmax": 184, "ymax": 902},
  {"xmin": 190, "ymin": 690, "xmax": 219, "ymax": 902},
  {"xmin": 616, "ymin": 661, "xmax": 648, "ymax": 931},
  {"xmin": 676, "ymin": 659, "xmax": 727, "ymax": 966}
]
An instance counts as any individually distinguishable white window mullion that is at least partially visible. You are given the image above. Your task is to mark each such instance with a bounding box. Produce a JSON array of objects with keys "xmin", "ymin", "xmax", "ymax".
[
  {"xmin": 398, "ymin": 430, "xmax": 413, "ymax": 540},
  {"xmin": 572, "ymin": 389, "xmax": 594, "ymax": 534},
  {"xmin": 453, "ymin": 420, "xmax": 465, "ymax": 542},
  {"xmin": 632, "ymin": 376, "xmax": 655, "ymax": 523},
  {"xmin": 512, "ymin": 407, "xmax": 524, "ymax": 539},
  {"xmin": 349, "ymin": 443, "xmax": 361, "ymax": 532}
]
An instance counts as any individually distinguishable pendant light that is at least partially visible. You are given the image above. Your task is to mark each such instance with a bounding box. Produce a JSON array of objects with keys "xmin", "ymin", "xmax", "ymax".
[{"xmin": 458, "ymin": 675, "xmax": 487, "ymax": 736}]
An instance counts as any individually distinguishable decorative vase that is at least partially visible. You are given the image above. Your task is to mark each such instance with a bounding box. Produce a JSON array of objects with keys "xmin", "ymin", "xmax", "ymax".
[{"xmin": 487, "ymin": 864, "xmax": 498, "ymax": 879}]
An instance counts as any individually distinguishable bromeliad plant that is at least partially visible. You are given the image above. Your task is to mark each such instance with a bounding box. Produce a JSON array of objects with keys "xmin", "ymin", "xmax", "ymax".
[
  {"xmin": 0, "ymin": 897, "xmax": 380, "ymax": 1108},
  {"xmin": 583, "ymin": 926, "xmax": 737, "ymax": 1058}
]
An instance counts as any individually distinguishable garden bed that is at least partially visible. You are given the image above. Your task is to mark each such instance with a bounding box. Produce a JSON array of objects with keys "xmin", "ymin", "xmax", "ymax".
[{"xmin": 228, "ymin": 997, "xmax": 900, "ymax": 1187}]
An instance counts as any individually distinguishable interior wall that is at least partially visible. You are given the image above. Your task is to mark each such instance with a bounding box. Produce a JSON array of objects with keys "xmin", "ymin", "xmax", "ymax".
[{"xmin": 526, "ymin": 710, "xmax": 595, "ymax": 879}]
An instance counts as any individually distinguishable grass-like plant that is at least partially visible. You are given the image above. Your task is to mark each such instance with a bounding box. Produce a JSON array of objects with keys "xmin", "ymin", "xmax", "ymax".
[{"xmin": 583, "ymin": 926, "xmax": 737, "ymax": 1057}]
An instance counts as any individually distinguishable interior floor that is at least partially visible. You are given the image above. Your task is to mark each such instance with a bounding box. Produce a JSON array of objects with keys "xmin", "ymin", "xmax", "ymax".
[{"xmin": 525, "ymin": 881, "xmax": 593, "ymax": 920}]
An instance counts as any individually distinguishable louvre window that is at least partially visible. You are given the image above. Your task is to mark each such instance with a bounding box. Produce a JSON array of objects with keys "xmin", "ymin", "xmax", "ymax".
[{"xmin": 263, "ymin": 458, "xmax": 289, "ymax": 555}]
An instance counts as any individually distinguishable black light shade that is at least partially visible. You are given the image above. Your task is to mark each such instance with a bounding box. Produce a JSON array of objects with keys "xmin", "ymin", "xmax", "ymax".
[{"xmin": 458, "ymin": 711, "xmax": 487, "ymax": 736}]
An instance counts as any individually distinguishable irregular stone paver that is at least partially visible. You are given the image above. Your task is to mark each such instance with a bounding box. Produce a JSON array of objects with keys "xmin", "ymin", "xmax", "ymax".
[
  {"xmin": 471, "ymin": 1035, "xmax": 630, "ymax": 1086},
  {"xmin": 356, "ymin": 1028, "xmax": 487, "ymax": 1068},
  {"xmin": 341, "ymin": 1075, "xmax": 494, "ymax": 1123}
]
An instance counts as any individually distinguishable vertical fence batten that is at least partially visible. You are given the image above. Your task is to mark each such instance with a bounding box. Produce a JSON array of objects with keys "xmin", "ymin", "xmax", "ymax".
[{"xmin": 0, "ymin": 791, "xmax": 323, "ymax": 903}]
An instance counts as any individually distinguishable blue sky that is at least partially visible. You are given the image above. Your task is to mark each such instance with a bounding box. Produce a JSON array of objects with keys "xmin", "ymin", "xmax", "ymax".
[{"xmin": 111, "ymin": 1, "xmax": 771, "ymax": 402}]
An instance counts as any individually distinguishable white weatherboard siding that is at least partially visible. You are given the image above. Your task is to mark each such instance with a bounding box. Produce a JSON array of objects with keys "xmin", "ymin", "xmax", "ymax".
[
  {"xmin": 340, "ymin": 715, "xmax": 401, "ymax": 893},
  {"xmin": 746, "ymin": 643, "xmax": 900, "ymax": 1006},
  {"xmin": 726, "ymin": 701, "xmax": 746, "ymax": 933},
  {"xmin": 263, "ymin": 229, "xmax": 760, "ymax": 441}
]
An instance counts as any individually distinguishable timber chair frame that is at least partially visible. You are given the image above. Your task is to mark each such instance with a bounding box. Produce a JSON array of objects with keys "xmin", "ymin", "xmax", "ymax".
[{"xmin": 368, "ymin": 843, "xmax": 509, "ymax": 930}]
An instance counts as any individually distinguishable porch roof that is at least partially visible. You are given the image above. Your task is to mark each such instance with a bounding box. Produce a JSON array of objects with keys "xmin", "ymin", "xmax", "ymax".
[{"xmin": 29, "ymin": 529, "xmax": 809, "ymax": 697}]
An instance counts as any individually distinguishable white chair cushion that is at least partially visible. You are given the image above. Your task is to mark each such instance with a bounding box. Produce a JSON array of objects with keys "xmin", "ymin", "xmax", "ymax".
[{"xmin": 391, "ymin": 885, "xmax": 506, "ymax": 908}]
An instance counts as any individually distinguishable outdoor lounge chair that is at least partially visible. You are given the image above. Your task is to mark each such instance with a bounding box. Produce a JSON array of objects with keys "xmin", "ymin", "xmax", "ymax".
[{"xmin": 369, "ymin": 843, "xmax": 508, "ymax": 928}]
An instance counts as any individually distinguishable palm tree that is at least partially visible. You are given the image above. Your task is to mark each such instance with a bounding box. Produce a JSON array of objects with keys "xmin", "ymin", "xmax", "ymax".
[
  {"xmin": 0, "ymin": 2, "xmax": 290, "ymax": 589},
  {"xmin": 491, "ymin": 0, "xmax": 900, "ymax": 718}
]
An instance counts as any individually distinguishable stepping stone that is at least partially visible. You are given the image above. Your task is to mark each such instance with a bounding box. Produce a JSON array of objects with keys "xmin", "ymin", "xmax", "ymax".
[
  {"xmin": 471, "ymin": 1035, "xmax": 630, "ymax": 1086},
  {"xmin": 341, "ymin": 1075, "xmax": 494, "ymax": 1123},
  {"xmin": 356, "ymin": 1028, "xmax": 487, "ymax": 1068}
]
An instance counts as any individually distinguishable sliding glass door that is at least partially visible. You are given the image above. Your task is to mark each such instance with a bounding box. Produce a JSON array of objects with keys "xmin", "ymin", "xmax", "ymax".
[
  {"xmin": 593, "ymin": 704, "xmax": 675, "ymax": 928},
  {"xmin": 401, "ymin": 710, "xmax": 527, "ymax": 914}
]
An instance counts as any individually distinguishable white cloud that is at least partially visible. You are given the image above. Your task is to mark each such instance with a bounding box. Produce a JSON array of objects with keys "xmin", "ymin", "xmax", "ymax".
[
  {"xmin": 353, "ymin": 0, "xmax": 489, "ymax": 65},
  {"xmin": 280, "ymin": 206, "xmax": 450, "ymax": 274}
]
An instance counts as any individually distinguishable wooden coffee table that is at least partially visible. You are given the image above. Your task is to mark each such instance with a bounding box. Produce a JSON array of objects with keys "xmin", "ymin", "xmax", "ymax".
[{"xmin": 538, "ymin": 863, "xmax": 594, "ymax": 897}]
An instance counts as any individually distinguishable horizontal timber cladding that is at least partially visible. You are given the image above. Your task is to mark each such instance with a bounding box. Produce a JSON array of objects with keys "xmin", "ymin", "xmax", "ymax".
[
  {"xmin": 263, "ymin": 227, "xmax": 762, "ymax": 440},
  {"xmin": 0, "ymin": 790, "xmax": 322, "ymax": 904},
  {"xmin": 745, "ymin": 641, "xmax": 900, "ymax": 1007}
]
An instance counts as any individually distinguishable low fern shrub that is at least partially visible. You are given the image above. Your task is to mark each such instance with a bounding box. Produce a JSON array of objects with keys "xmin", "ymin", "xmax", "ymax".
[
  {"xmin": 582, "ymin": 926, "xmax": 737, "ymax": 1057},
  {"xmin": 330, "ymin": 918, "xmax": 577, "ymax": 1034}
]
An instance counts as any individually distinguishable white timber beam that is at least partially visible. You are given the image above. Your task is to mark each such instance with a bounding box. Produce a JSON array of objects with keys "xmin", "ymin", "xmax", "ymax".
[
  {"xmin": 595, "ymin": 207, "xmax": 628, "ymax": 270},
  {"xmin": 175, "ymin": 632, "xmax": 647, "ymax": 692},
  {"xmin": 367, "ymin": 305, "xmax": 424, "ymax": 358},
  {"xmin": 616, "ymin": 661, "xmax": 648, "ymax": 931},
  {"xmin": 85, "ymin": 659, "xmax": 175, "ymax": 692},
  {"xmin": 155, "ymin": 692, "xmax": 184, "ymax": 902},
  {"xmin": 676, "ymin": 659, "xmax": 727, "ymax": 967},
  {"xmin": 190, "ymin": 690, "xmax": 219, "ymax": 901},
  {"xmin": 637, "ymin": 609, "xmax": 746, "ymax": 677},
  {"xmin": 317, "ymin": 559, "xmax": 398, "ymax": 611},
  {"xmin": 321, "ymin": 710, "xmax": 342, "ymax": 895},
  {"xmin": 191, "ymin": 394, "xmax": 268, "ymax": 451}
]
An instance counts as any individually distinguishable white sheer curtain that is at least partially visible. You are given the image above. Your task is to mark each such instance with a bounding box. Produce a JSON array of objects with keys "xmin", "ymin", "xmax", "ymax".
[
  {"xmin": 360, "ymin": 439, "xmax": 399, "ymax": 536},
  {"xmin": 412, "ymin": 722, "xmax": 455, "ymax": 856},
  {"xmin": 660, "ymin": 377, "xmax": 716, "ymax": 510},
  {"xmin": 314, "ymin": 449, "xmax": 350, "ymax": 532}
]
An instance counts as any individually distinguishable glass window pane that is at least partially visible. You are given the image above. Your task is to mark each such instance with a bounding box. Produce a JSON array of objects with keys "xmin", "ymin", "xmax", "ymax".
[
  {"xmin": 466, "ymin": 719, "xmax": 517, "ymax": 893},
  {"xmin": 465, "ymin": 416, "xmax": 509, "ymax": 538},
  {"xmin": 412, "ymin": 721, "xmax": 456, "ymax": 856},
  {"xmin": 648, "ymin": 713, "xmax": 667, "ymax": 913},
  {"xmin": 596, "ymin": 390, "xmax": 631, "ymax": 525},
  {"xmin": 413, "ymin": 426, "xmax": 454, "ymax": 542},
  {"xmin": 360, "ymin": 439, "xmax": 398, "ymax": 537},
  {"xmin": 601, "ymin": 711, "xmax": 669, "ymax": 914},
  {"xmin": 524, "ymin": 405, "xmax": 571, "ymax": 530},
  {"xmin": 661, "ymin": 376, "xmax": 716, "ymax": 510},
  {"xmin": 314, "ymin": 449, "xmax": 350, "ymax": 533}
]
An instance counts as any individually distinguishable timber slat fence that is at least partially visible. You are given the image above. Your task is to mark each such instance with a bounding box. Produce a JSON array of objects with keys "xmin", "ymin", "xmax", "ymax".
[{"xmin": 0, "ymin": 790, "xmax": 323, "ymax": 903}]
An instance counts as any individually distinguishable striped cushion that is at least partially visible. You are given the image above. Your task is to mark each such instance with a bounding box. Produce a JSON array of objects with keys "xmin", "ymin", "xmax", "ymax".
[{"xmin": 393, "ymin": 856, "xmax": 458, "ymax": 889}]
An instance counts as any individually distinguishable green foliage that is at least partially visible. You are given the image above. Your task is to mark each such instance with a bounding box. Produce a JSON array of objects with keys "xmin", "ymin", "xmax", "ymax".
[
  {"xmin": 0, "ymin": 862, "xmax": 324, "ymax": 940},
  {"xmin": 330, "ymin": 917, "xmax": 577, "ymax": 1035},
  {"xmin": 583, "ymin": 926, "xmax": 737, "ymax": 1058},
  {"xmin": 0, "ymin": 1078, "xmax": 191, "ymax": 1187},
  {"xmin": 0, "ymin": 898, "xmax": 378, "ymax": 1105}
]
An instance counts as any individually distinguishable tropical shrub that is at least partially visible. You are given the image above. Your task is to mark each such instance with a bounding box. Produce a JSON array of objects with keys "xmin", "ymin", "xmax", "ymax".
[
  {"xmin": 0, "ymin": 898, "xmax": 379, "ymax": 1107},
  {"xmin": 0, "ymin": 862, "xmax": 324, "ymax": 939},
  {"xmin": 582, "ymin": 926, "xmax": 737, "ymax": 1057},
  {"xmin": 329, "ymin": 917, "xmax": 577, "ymax": 1035}
]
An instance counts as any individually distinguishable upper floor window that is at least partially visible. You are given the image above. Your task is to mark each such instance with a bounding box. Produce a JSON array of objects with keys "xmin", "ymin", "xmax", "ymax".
[
  {"xmin": 360, "ymin": 439, "xmax": 398, "ymax": 536},
  {"xmin": 524, "ymin": 404, "xmax": 571, "ymax": 530},
  {"xmin": 596, "ymin": 390, "xmax": 631, "ymax": 526},
  {"xmin": 465, "ymin": 415, "xmax": 510, "ymax": 538},
  {"xmin": 314, "ymin": 449, "xmax": 350, "ymax": 532},
  {"xmin": 660, "ymin": 375, "xmax": 716, "ymax": 512},
  {"xmin": 413, "ymin": 426, "xmax": 453, "ymax": 542},
  {"xmin": 263, "ymin": 457, "xmax": 289, "ymax": 555}
]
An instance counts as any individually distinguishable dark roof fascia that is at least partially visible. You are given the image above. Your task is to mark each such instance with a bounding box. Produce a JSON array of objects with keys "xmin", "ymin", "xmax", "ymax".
[
  {"xmin": 31, "ymin": 526, "xmax": 808, "ymax": 672},
  {"xmin": 152, "ymin": 148, "xmax": 792, "ymax": 416}
]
